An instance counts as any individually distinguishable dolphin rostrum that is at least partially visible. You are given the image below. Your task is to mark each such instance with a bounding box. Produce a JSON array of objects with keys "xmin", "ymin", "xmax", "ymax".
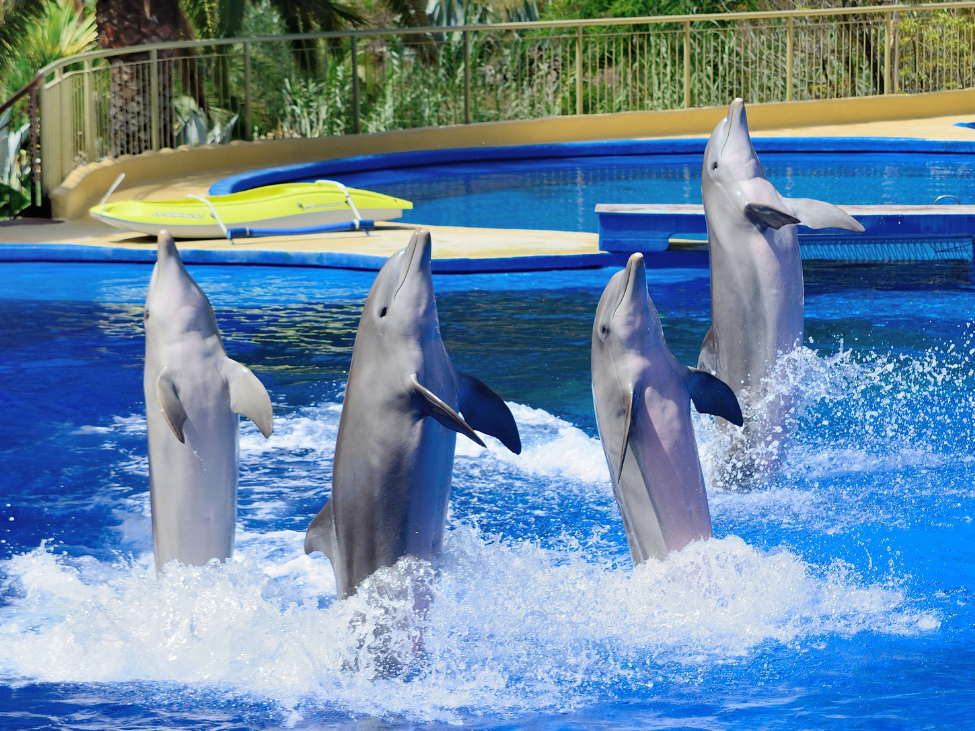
[
  {"xmin": 305, "ymin": 229, "xmax": 521, "ymax": 599},
  {"xmin": 699, "ymin": 98, "xmax": 863, "ymax": 479},
  {"xmin": 592, "ymin": 253, "xmax": 743, "ymax": 563},
  {"xmin": 144, "ymin": 231, "xmax": 273, "ymax": 572}
]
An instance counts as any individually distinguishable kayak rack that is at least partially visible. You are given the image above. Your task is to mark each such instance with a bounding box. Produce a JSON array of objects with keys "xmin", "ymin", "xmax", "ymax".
[
  {"xmin": 195, "ymin": 179, "xmax": 374, "ymax": 241},
  {"xmin": 225, "ymin": 220, "xmax": 376, "ymax": 240}
]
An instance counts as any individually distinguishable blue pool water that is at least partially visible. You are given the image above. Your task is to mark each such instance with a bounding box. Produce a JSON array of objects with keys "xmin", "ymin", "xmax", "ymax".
[
  {"xmin": 309, "ymin": 151, "xmax": 975, "ymax": 232},
  {"xmin": 2, "ymin": 260, "xmax": 975, "ymax": 729}
]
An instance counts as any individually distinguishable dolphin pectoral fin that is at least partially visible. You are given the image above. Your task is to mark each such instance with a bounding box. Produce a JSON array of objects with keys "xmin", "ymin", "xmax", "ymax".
[
  {"xmin": 744, "ymin": 202, "xmax": 801, "ymax": 231},
  {"xmin": 616, "ymin": 388, "xmax": 638, "ymax": 483},
  {"xmin": 698, "ymin": 325, "xmax": 717, "ymax": 374},
  {"xmin": 456, "ymin": 372, "xmax": 522, "ymax": 454},
  {"xmin": 787, "ymin": 197, "xmax": 865, "ymax": 232},
  {"xmin": 305, "ymin": 500, "xmax": 337, "ymax": 563},
  {"xmin": 225, "ymin": 359, "xmax": 273, "ymax": 438},
  {"xmin": 686, "ymin": 367, "xmax": 744, "ymax": 427},
  {"xmin": 155, "ymin": 370, "xmax": 187, "ymax": 443},
  {"xmin": 409, "ymin": 374, "xmax": 486, "ymax": 447}
]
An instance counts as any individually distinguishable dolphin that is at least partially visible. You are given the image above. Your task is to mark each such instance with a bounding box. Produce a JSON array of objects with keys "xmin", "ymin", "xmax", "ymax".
[
  {"xmin": 592, "ymin": 253, "xmax": 743, "ymax": 564},
  {"xmin": 305, "ymin": 229, "xmax": 521, "ymax": 599},
  {"xmin": 699, "ymin": 98, "xmax": 863, "ymax": 478},
  {"xmin": 144, "ymin": 231, "xmax": 273, "ymax": 572}
]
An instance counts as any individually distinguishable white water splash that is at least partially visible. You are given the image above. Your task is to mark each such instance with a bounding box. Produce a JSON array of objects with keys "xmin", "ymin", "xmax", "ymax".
[{"xmin": 0, "ymin": 528, "xmax": 933, "ymax": 722}]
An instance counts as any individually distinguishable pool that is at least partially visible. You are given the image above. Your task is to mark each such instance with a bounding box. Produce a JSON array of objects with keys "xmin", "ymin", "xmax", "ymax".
[
  {"xmin": 214, "ymin": 139, "xmax": 975, "ymax": 233},
  {"xmin": 1, "ymin": 259, "xmax": 974, "ymax": 729}
]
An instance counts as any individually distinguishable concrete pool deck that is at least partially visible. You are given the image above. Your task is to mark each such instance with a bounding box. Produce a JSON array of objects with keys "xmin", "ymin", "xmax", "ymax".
[
  {"xmin": 0, "ymin": 219, "xmax": 611, "ymax": 272},
  {"xmin": 4, "ymin": 103, "xmax": 975, "ymax": 270}
]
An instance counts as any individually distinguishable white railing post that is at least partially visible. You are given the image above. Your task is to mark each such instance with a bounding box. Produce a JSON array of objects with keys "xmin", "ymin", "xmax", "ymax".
[
  {"xmin": 150, "ymin": 48, "xmax": 160, "ymax": 150},
  {"xmin": 683, "ymin": 20, "xmax": 691, "ymax": 108},
  {"xmin": 244, "ymin": 42, "xmax": 253, "ymax": 141},
  {"xmin": 464, "ymin": 30, "xmax": 471, "ymax": 124},
  {"xmin": 351, "ymin": 35, "xmax": 360, "ymax": 134},
  {"xmin": 57, "ymin": 68, "xmax": 73, "ymax": 184},
  {"xmin": 83, "ymin": 59, "xmax": 95, "ymax": 162},
  {"xmin": 786, "ymin": 15, "xmax": 794, "ymax": 101},
  {"xmin": 39, "ymin": 74, "xmax": 58, "ymax": 198},
  {"xmin": 884, "ymin": 11, "xmax": 892, "ymax": 95},
  {"xmin": 892, "ymin": 11, "xmax": 900, "ymax": 94},
  {"xmin": 576, "ymin": 25, "xmax": 583, "ymax": 115}
]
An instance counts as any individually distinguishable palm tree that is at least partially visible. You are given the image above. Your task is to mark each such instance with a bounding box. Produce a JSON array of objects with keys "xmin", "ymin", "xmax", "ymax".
[
  {"xmin": 95, "ymin": 0, "xmax": 183, "ymax": 154},
  {"xmin": 1, "ymin": 0, "xmax": 97, "ymax": 96}
]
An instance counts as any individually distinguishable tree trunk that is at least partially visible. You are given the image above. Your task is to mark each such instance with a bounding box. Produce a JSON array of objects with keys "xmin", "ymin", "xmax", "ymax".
[{"xmin": 96, "ymin": 0, "xmax": 180, "ymax": 155}]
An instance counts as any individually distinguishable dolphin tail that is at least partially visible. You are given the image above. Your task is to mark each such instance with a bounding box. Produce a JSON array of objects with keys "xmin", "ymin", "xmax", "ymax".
[
  {"xmin": 686, "ymin": 367, "xmax": 744, "ymax": 427},
  {"xmin": 408, "ymin": 373, "xmax": 486, "ymax": 447},
  {"xmin": 698, "ymin": 325, "xmax": 717, "ymax": 374},
  {"xmin": 787, "ymin": 197, "xmax": 865, "ymax": 232},
  {"xmin": 155, "ymin": 369, "xmax": 188, "ymax": 443},
  {"xmin": 456, "ymin": 372, "xmax": 522, "ymax": 454},
  {"xmin": 305, "ymin": 500, "xmax": 337, "ymax": 563},
  {"xmin": 225, "ymin": 358, "xmax": 274, "ymax": 437}
]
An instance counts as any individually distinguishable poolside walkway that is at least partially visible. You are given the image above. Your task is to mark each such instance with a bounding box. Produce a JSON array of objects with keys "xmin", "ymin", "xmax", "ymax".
[
  {"xmin": 0, "ymin": 219, "xmax": 608, "ymax": 272},
  {"xmin": 2, "ymin": 111, "xmax": 973, "ymax": 270}
]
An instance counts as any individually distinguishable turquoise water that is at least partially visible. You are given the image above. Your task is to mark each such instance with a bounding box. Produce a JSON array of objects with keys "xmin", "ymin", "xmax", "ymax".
[
  {"xmin": 319, "ymin": 152, "xmax": 975, "ymax": 231},
  {"xmin": 1, "ymin": 261, "xmax": 974, "ymax": 729}
]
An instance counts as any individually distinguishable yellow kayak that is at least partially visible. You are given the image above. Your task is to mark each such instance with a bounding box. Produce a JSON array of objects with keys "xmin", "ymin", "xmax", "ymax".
[{"xmin": 90, "ymin": 180, "xmax": 413, "ymax": 239}]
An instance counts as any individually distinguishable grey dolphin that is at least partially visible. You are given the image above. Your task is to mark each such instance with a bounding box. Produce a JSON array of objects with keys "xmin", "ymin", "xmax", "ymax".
[
  {"xmin": 699, "ymin": 98, "xmax": 863, "ymax": 478},
  {"xmin": 592, "ymin": 253, "xmax": 742, "ymax": 563},
  {"xmin": 304, "ymin": 229, "xmax": 521, "ymax": 599},
  {"xmin": 144, "ymin": 232, "xmax": 273, "ymax": 572}
]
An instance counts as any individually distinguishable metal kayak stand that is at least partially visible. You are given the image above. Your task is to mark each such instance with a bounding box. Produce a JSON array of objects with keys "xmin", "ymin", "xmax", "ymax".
[{"xmin": 225, "ymin": 219, "xmax": 376, "ymax": 240}]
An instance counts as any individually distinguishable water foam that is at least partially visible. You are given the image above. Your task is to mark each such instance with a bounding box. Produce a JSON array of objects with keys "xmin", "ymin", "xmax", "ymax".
[
  {"xmin": 0, "ymin": 529, "xmax": 932, "ymax": 722},
  {"xmin": 5, "ymin": 346, "xmax": 961, "ymax": 721},
  {"xmin": 695, "ymin": 341, "xmax": 975, "ymax": 494}
]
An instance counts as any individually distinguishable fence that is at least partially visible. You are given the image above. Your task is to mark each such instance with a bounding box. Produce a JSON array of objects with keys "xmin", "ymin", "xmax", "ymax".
[{"xmin": 5, "ymin": 1, "xmax": 975, "ymax": 204}]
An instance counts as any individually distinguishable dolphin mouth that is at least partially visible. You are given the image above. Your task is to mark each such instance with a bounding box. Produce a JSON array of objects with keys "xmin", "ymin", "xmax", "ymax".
[
  {"xmin": 394, "ymin": 229, "xmax": 432, "ymax": 300},
  {"xmin": 614, "ymin": 253, "xmax": 646, "ymax": 317},
  {"xmin": 720, "ymin": 98, "xmax": 745, "ymax": 158}
]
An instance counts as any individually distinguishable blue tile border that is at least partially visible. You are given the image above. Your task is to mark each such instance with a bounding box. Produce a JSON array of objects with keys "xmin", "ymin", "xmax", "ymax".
[
  {"xmin": 0, "ymin": 243, "xmax": 626, "ymax": 273},
  {"xmin": 209, "ymin": 137, "xmax": 975, "ymax": 196}
]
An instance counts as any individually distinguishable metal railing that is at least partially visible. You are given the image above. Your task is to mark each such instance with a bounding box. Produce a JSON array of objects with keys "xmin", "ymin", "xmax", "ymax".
[{"xmin": 11, "ymin": 1, "xmax": 975, "ymax": 199}]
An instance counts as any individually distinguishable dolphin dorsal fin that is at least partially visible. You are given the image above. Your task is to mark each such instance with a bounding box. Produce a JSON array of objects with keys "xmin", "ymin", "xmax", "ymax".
[
  {"xmin": 305, "ymin": 499, "xmax": 337, "ymax": 562},
  {"xmin": 744, "ymin": 202, "xmax": 801, "ymax": 231},
  {"xmin": 409, "ymin": 374, "xmax": 486, "ymax": 447},
  {"xmin": 456, "ymin": 372, "xmax": 522, "ymax": 454},
  {"xmin": 787, "ymin": 198, "xmax": 865, "ymax": 232},
  {"xmin": 225, "ymin": 359, "xmax": 273, "ymax": 438},
  {"xmin": 686, "ymin": 367, "xmax": 744, "ymax": 426},
  {"xmin": 155, "ymin": 369, "xmax": 188, "ymax": 443}
]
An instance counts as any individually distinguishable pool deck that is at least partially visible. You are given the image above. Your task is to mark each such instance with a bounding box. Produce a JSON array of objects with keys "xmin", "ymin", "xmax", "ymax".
[
  {"xmin": 0, "ymin": 219, "xmax": 611, "ymax": 272},
  {"xmin": 3, "ymin": 113, "xmax": 975, "ymax": 271}
]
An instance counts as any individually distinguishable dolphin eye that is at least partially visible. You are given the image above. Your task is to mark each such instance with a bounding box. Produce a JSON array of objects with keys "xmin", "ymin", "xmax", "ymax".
[
  {"xmin": 712, "ymin": 162, "xmax": 719, "ymax": 170},
  {"xmin": 600, "ymin": 325, "xmax": 609, "ymax": 335},
  {"xmin": 379, "ymin": 307, "xmax": 388, "ymax": 318},
  {"xmin": 144, "ymin": 310, "xmax": 149, "ymax": 320}
]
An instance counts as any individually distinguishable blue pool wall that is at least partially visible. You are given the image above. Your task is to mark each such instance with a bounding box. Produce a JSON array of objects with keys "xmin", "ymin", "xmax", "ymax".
[{"xmin": 208, "ymin": 137, "xmax": 975, "ymax": 196}]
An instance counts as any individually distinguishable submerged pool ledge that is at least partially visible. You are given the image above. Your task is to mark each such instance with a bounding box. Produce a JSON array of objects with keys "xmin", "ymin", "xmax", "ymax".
[
  {"xmin": 0, "ymin": 242, "xmax": 628, "ymax": 273},
  {"xmin": 597, "ymin": 204, "xmax": 975, "ymax": 261}
]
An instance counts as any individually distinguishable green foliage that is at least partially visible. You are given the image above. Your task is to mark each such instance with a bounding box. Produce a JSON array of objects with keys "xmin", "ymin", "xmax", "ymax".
[
  {"xmin": 180, "ymin": 0, "xmax": 248, "ymax": 38},
  {"xmin": 0, "ymin": 182, "xmax": 28, "ymax": 219},
  {"xmin": 280, "ymin": 75, "xmax": 350, "ymax": 136},
  {"xmin": 0, "ymin": 0, "xmax": 97, "ymax": 95},
  {"xmin": 174, "ymin": 95, "xmax": 239, "ymax": 144},
  {"xmin": 542, "ymin": 0, "xmax": 749, "ymax": 21}
]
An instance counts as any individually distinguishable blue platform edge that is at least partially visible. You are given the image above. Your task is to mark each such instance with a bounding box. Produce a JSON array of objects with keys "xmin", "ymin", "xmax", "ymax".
[
  {"xmin": 0, "ymin": 243, "xmax": 630, "ymax": 272},
  {"xmin": 598, "ymin": 208, "xmax": 975, "ymax": 261},
  {"xmin": 209, "ymin": 137, "xmax": 975, "ymax": 196}
]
